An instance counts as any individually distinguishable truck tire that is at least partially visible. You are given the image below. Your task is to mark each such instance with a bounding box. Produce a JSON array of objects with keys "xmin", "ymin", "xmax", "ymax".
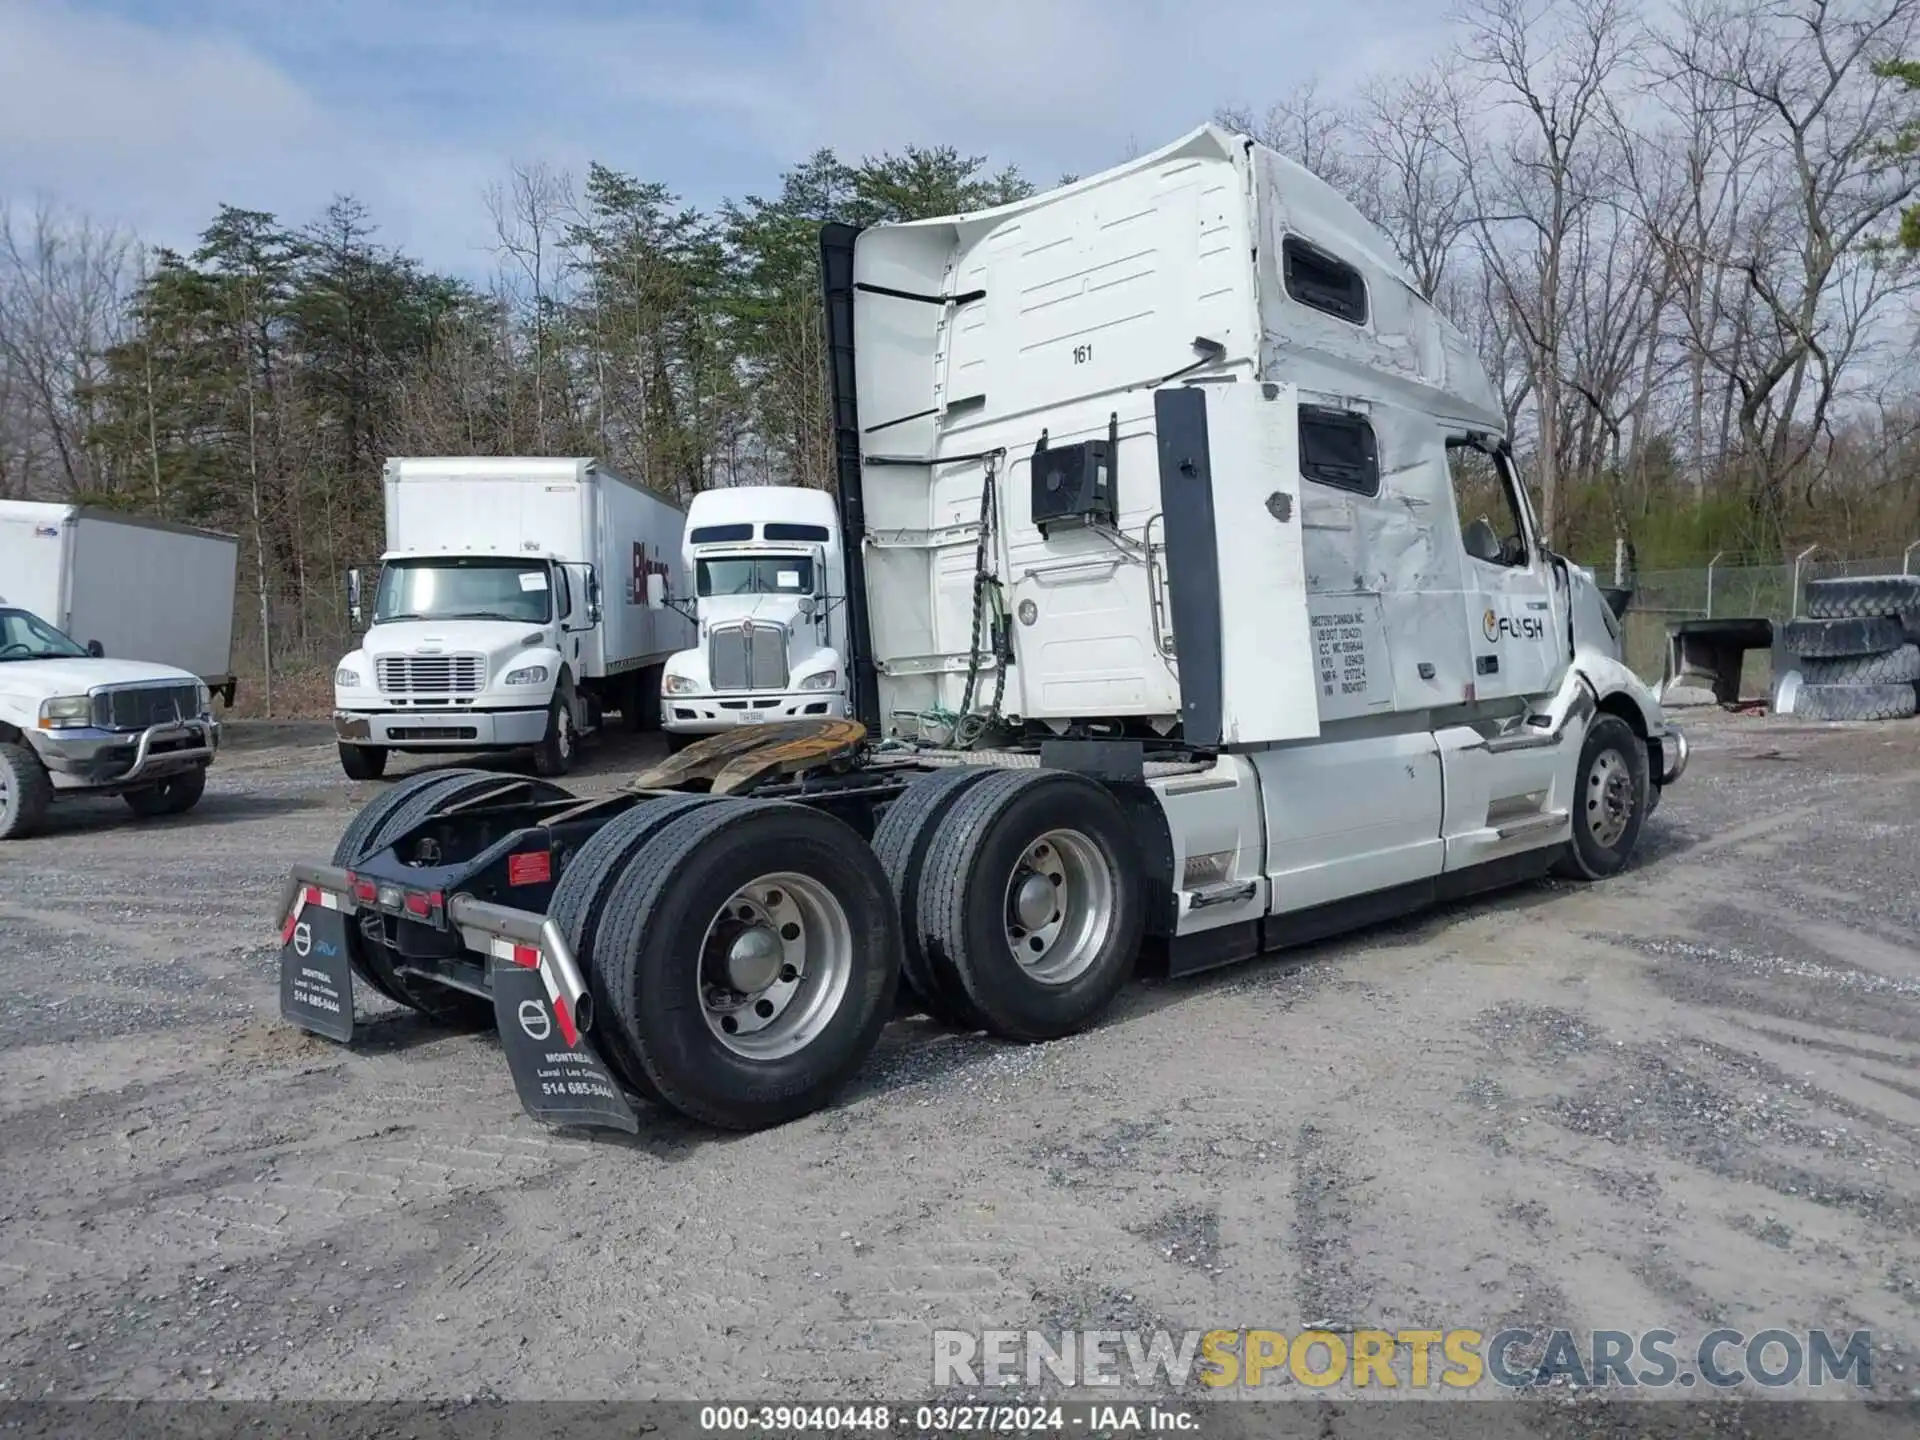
[
  {"xmin": 1790, "ymin": 682, "xmax": 1919, "ymax": 722},
  {"xmin": 0, "ymin": 742, "xmax": 54, "ymax": 841},
  {"xmin": 327, "ymin": 768, "xmax": 487, "ymax": 1008},
  {"xmin": 917, "ymin": 769, "xmax": 1146, "ymax": 1043},
  {"xmin": 594, "ymin": 799, "xmax": 901, "ymax": 1131},
  {"xmin": 531, "ymin": 695, "xmax": 575, "ymax": 778},
  {"xmin": 624, "ymin": 666, "xmax": 663, "ymax": 733},
  {"xmin": 870, "ymin": 765, "xmax": 998, "ymax": 1029},
  {"xmin": 338, "ymin": 744, "xmax": 388, "ymax": 780},
  {"xmin": 1552, "ymin": 714, "xmax": 1650, "ymax": 881},
  {"xmin": 331, "ymin": 767, "xmax": 487, "ymax": 873},
  {"xmin": 1800, "ymin": 643, "xmax": 1920, "ymax": 686},
  {"xmin": 123, "ymin": 765, "xmax": 207, "ymax": 819},
  {"xmin": 1779, "ymin": 615, "xmax": 1905, "ymax": 659},
  {"xmin": 346, "ymin": 771, "xmax": 571, "ymax": 1027},
  {"xmin": 1802, "ymin": 574, "xmax": 1920, "ymax": 621},
  {"xmin": 547, "ymin": 793, "xmax": 722, "ymax": 1101}
]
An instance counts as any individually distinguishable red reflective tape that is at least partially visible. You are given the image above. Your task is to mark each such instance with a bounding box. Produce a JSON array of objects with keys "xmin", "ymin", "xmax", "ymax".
[
  {"xmin": 507, "ymin": 851, "xmax": 552, "ymax": 886},
  {"xmin": 553, "ymin": 994, "xmax": 579, "ymax": 1048},
  {"xmin": 303, "ymin": 886, "xmax": 323, "ymax": 906},
  {"xmin": 279, "ymin": 914, "xmax": 298, "ymax": 945},
  {"xmin": 511, "ymin": 944, "xmax": 540, "ymax": 969}
]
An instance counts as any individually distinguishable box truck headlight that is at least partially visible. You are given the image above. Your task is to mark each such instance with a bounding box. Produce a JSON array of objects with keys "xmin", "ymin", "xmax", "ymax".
[
  {"xmin": 334, "ymin": 666, "xmax": 362, "ymax": 688},
  {"xmin": 662, "ymin": 674, "xmax": 700, "ymax": 695},
  {"xmin": 799, "ymin": 670, "xmax": 839, "ymax": 692},
  {"xmin": 503, "ymin": 665, "xmax": 549, "ymax": 686},
  {"xmin": 37, "ymin": 695, "xmax": 91, "ymax": 730}
]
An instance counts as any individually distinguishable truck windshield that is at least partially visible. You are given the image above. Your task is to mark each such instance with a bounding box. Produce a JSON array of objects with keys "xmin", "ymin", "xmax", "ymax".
[
  {"xmin": 373, "ymin": 558, "xmax": 553, "ymax": 624},
  {"xmin": 696, "ymin": 556, "xmax": 814, "ymax": 597},
  {"xmin": 0, "ymin": 607, "xmax": 88, "ymax": 660}
]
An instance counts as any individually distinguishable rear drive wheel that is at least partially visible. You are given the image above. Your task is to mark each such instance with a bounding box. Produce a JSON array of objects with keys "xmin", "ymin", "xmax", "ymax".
[
  {"xmin": 1553, "ymin": 714, "xmax": 1650, "ymax": 880},
  {"xmin": 595, "ymin": 800, "xmax": 900, "ymax": 1130},
  {"xmin": 331, "ymin": 767, "xmax": 485, "ymax": 873},
  {"xmin": 341, "ymin": 770, "xmax": 571, "ymax": 1026},
  {"xmin": 871, "ymin": 765, "xmax": 998, "ymax": 1029},
  {"xmin": 547, "ymin": 793, "xmax": 722, "ymax": 1101},
  {"xmin": 339, "ymin": 744, "xmax": 388, "ymax": 780},
  {"xmin": 0, "ymin": 742, "xmax": 53, "ymax": 841},
  {"xmin": 532, "ymin": 695, "xmax": 575, "ymax": 777},
  {"xmin": 123, "ymin": 765, "xmax": 208, "ymax": 818},
  {"xmin": 917, "ymin": 770, "xmax": 1145, "ymax": 1042}
]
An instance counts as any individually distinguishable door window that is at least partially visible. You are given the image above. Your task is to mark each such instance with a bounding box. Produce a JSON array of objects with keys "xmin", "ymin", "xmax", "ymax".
[{"xmin": 1447, "ymin": 440, "xmax": 1530, "ymax": 569}]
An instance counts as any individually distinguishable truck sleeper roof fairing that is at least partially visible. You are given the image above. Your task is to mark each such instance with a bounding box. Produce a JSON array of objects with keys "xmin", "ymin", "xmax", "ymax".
[{"xmin": 823, "ymin": 124, "xmax": 1506, "ymax": 742}]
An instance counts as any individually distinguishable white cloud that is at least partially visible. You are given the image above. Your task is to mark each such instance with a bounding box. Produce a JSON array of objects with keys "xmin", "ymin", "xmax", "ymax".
[{"xmin": 0, "ymin": 0, "xmax": 1452, "ymax": 271}]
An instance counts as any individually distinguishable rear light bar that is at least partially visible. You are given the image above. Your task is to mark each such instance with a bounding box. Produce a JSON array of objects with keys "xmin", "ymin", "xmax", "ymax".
[{"xmin": 345, "ymin": 871, "xmax": 447, "ymax": 929}]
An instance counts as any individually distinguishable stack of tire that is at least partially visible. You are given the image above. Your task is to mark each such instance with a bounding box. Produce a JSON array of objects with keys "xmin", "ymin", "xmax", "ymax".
[{"xmin": 1780, "ymin": 575, "xmax": 1920, "ymax": 721}]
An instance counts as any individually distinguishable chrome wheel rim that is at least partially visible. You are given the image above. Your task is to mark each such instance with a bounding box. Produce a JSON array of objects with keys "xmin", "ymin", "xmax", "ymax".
[
  {"xmin": 0, "ymin": 767, "xmax": 13, "ymax": 826},
  {"xmin": 556, "ymin": 706, "xmax": 573, "ymax": 759},
  {"xmin": 1003, "ymin": 828, "xmax": 1115, "ymax": 985},
  {"xmin": 1586, "ymin": 748, "xmax": 1634, "ymax": 850},
  {"xmin": 699, "ymin": 872, "xmax": 852, "ymax": 1059}
]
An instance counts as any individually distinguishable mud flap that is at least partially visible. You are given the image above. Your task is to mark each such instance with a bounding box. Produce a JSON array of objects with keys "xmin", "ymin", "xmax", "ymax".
[
  {"xmin": 491, "ymin": 961, "xmax": 640, "ymax": 1133},
  {"xmin": 279, "ymin": 901, "xmax": 355, "ymax": 1043}
]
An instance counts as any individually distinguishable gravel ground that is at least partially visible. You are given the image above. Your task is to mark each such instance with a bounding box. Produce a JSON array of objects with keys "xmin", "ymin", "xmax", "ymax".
[{"xmin": 0, "ymin": 714, "xmax": 1917, "ymax": 1430}]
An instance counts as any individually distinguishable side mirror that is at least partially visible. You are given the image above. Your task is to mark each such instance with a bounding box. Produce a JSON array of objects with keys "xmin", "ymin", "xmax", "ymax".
[
  {"xmin": 86, "ymin": 639, "xmax": 104, "ymax": 658},
  {"xmin": 798, "ymin": 596, "xmax": 816, "ymax": 621},
  {"xmin": 645, "ymin": 573, "xmax": 667, "ymax": 611},
  {"xmin": 346, "ymin": 567, "xmax": 363, "ymax": 628}
]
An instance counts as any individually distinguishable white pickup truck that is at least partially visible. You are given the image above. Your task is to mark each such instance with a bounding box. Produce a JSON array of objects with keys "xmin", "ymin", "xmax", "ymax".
[{"xmin": 0, "ymin": 603, "xmax": 219, "ymax": 839}]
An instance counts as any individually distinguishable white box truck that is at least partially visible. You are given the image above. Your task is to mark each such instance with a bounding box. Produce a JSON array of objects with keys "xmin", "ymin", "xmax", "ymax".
[
  {"xmin": 278, "ymin": 127, "xmax": 1689, "ymax": 1135},
  {"xmin": 0, "ymin": 501, "xmax": 239, "ymax": 702},
  {"xmin": 659, "ymin": 485, "xmax": 851, "ymax": 741},
  {"xmin": 330, "ymin": 458, "xmax": 694, "ymax": 779}
]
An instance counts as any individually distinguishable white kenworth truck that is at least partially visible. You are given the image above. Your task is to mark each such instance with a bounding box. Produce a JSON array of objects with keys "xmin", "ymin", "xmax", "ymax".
[
  {"xmin": 659, "ymin": 485, "xmax": 852, "ymax": 741},
  {"xmin": 331, "ymin": 458, "xmax": 694, "ymax": 780},
  {"xmin": 276, "ymin": 126, "xmax": 1685, "ymax": 1135}
]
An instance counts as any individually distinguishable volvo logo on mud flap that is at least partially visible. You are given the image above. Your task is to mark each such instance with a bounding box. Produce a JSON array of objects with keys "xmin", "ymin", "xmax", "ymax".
[
  {"xmin": 292, "ymin": 921, "xmax": 312, "ymax": 958},
  {"xmin": 518, "ymin": 999, "xmax": 552, "ymax": 1041},
  {"xmin": 1483, "ymin": 608, "xmax": 1546, "ymax": 643}
]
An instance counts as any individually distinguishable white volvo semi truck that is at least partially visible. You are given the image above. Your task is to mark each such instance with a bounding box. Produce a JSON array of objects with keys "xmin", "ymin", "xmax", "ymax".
[
  {"xmin": 659, "ymin": 485, "xmax": 851, "ymax": 741},
  {"xmin": 330, "ymin": 458, "xmax": 693, "ymax": 779},
  {"xmin": 278, "ymin": 126, "xmax": 1685, "ymax": 1134}
]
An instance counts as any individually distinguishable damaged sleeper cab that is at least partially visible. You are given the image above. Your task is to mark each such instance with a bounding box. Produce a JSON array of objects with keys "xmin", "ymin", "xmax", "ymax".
[{"xmin": 275, "ymin": 125, "xmax": 1684, "ymax": 1134}]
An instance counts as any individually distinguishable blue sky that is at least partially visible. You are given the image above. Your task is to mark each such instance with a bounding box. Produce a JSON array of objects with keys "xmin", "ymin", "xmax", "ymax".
[{"xmin": 1, "ymin": 0, "xmax": 1451, "ymax": 275}]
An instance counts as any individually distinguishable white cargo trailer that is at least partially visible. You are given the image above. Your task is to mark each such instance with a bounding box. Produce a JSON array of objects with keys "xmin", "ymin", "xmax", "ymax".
[
  {"xmin": 331, "ymin": 458, "xmax": 694, "ymax": 778},
  {"xmin": 0, "ymin": 500, "xmax": 238, "ymax": 702}
]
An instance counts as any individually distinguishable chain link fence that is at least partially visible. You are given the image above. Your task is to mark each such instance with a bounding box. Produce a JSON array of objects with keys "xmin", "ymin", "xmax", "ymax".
[{"xmin": 1617, "ymin": 546, "xmax": 1920, "ymax": 686}]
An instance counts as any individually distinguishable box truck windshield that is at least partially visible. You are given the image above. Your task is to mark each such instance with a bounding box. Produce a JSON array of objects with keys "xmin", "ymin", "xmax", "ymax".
[
  {"xmin": 696, "ymin": 556, "xmax": 813, "ymax": 597},
  {"xmin": 375, "ymin": 557, "xmax": 552, "ymax": 624}
]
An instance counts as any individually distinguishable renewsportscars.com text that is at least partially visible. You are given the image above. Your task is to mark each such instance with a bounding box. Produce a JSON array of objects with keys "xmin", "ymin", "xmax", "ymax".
[{"xmin": 933, "ymin": 1327, "xmax": 1876, "ymax": 1391}]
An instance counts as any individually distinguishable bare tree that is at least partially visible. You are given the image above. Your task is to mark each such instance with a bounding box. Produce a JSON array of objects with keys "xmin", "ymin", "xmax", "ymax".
[
  {"xmin": 0, "ymin": 201, "xmax": 135, "ymax": 499},
  {"xmin": 1659, "ymin": 0, "xmax": 1920, "ymax": 537},
  {"xmin": 1215, "ymin": 81, "xmax": 1366, "ymax": 194},
  {"xmin": 1353, "ymin": 67, "xmax": 1475, "ymax": 298},
  {"xmin": 487, "ymin": 162, "xmax": 576, "ymax": 452},
  {"xmin": 1449, "ymin": 0, "xmax": 1639, "ymax": 545}
]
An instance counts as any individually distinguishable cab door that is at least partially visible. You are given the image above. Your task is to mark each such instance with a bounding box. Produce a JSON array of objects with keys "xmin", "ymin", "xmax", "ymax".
[{"xmin": 1446, "ymin": 439, "xmax": 1562, "ymax": 703}]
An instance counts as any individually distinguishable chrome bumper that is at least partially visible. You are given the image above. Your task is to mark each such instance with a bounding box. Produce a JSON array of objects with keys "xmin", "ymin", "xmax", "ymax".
[
  {"xmin": 35, "ymin": 718, "xmax": 219, "ymax": 786},
  {"xmin": 1658, "ymin": 725, "xmax": 1689, "ymax": 786}
]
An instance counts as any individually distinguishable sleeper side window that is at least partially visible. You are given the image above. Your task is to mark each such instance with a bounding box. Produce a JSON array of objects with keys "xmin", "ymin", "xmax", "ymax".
[
  {"xmin": 1283, "ymin": 235, "xmax": 1368, "ymax": 325},
  {"xmin": 1299, "ymin": 406, "xmax": 1380, "ymax": 498},
  {"xmin": 1447, "ymin": 438, "xmax": 1530, "ymax": 569}
]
